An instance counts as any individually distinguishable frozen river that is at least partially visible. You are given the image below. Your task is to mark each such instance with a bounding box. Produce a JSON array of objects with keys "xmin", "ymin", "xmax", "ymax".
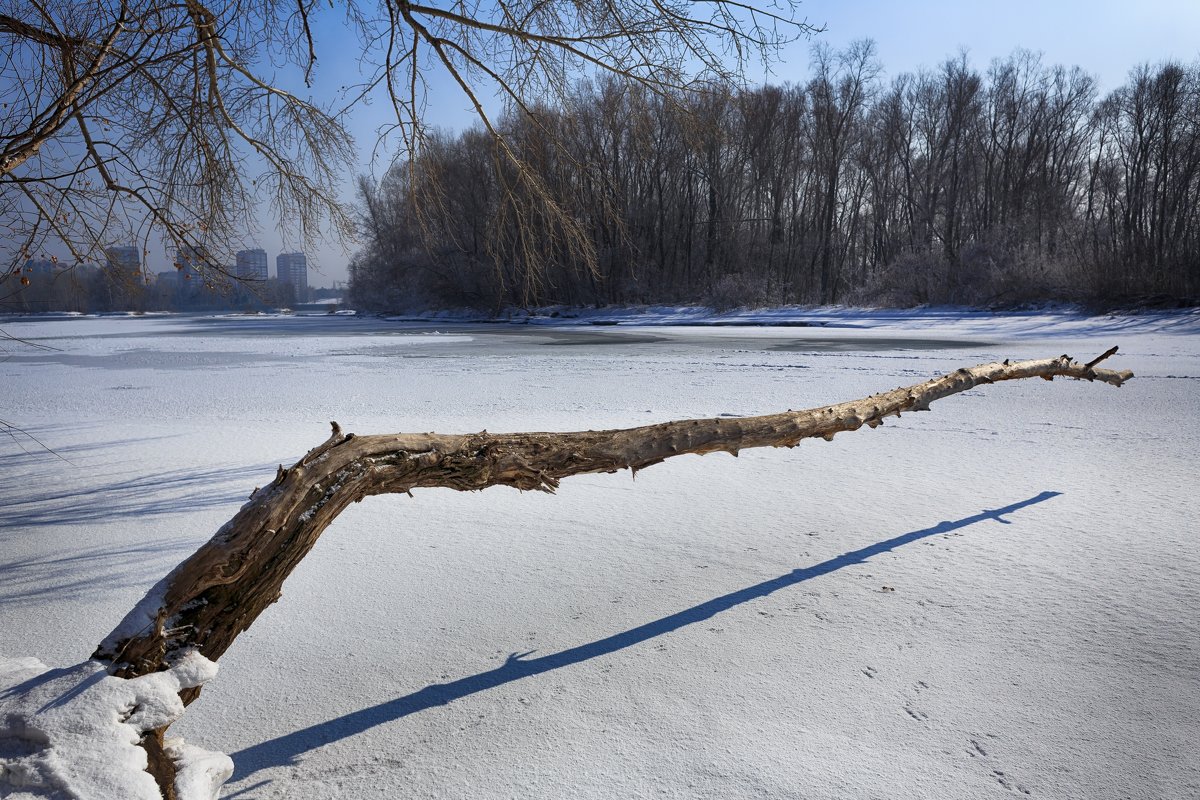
[{"xmin": 2, "ymin": 310, "xmax": 1199, "ymax": 799}]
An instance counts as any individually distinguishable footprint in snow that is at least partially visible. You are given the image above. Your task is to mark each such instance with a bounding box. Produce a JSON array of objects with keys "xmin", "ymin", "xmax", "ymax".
[{"xmin": 993, "ymin": 770, "xmax": 1032, "ymax": 795}]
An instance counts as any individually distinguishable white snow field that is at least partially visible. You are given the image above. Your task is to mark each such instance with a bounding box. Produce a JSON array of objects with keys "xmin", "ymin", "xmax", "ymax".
[{"xmin": 1, "ymin": 309, "xmax": 1198, "ymax": 799}]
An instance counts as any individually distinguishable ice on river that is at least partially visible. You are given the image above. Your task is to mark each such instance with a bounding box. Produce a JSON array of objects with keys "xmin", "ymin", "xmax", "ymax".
[{"xmin": 1, "ymin": 308, "xmax": 1198, "ymax": 798}]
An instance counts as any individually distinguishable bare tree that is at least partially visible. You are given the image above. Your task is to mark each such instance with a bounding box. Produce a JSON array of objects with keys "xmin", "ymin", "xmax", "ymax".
[{"xmin": 804, "ymin": 40, "xmax": 878, "ymax": 303}]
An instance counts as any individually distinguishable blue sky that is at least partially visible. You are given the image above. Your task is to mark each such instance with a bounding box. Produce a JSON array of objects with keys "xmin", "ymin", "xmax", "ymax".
[
  {"xmin": 262, "ymin": 0, "xmax": 1200, "ymax": 286},
  {"xmin": 796, "ymin": 0, "xmax": 1198, "ymax": 90}
]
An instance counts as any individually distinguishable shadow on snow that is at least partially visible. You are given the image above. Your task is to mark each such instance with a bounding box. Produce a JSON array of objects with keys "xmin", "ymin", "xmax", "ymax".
[
  {"xmin": 0, "ymin": 452, "xmax": 275, "ymax": 604},
  {"xmin": 0, "ymin": 462, "xmax": 272, "ymax": 532},
  {"xmin": 229, "ymin": 491, "xmax": 1061, "ymax": 783}
]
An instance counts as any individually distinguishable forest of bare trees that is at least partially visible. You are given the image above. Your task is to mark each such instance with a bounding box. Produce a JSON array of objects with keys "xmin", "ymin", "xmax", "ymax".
[{"xmin": 350, "ymin": 44, "xmax": 1200, "ymax": 311}]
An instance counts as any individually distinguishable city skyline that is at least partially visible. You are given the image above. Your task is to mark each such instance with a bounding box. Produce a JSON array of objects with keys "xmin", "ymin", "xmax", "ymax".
[{"xmin": 38, "ymin": 244, "xmax": 336, "ymax": 289}]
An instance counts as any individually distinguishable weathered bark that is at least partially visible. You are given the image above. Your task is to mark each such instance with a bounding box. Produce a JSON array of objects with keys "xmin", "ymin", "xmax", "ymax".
[
  {"xmin": 92, "ymin": 350, "xmax": 1131, "ymax": 796},
  {"xmin": 140, "ymin": 730, "xmax": 177, "ymax": 800}
]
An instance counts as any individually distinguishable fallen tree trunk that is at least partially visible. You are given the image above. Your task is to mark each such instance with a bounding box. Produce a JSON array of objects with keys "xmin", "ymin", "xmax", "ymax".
[{"xmin": 93, "ymin": 350, "xmax": 1132, "ymax": 797}]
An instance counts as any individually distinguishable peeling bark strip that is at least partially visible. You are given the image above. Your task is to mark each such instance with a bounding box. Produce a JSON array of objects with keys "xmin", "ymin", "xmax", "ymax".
[{"xmin": 95, "ymin": 351, "xmax": 1132, "ymax": 689}]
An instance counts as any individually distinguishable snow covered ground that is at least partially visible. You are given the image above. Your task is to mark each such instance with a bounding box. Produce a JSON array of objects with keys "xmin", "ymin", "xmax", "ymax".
[{"xmin": 2, "ymin": 309, "xmax": 1198, "ymax": 799}]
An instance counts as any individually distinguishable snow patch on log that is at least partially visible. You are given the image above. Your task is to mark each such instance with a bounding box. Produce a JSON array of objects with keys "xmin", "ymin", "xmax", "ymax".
[{"xmin": 0, "ymin": 651, "xmax": 229, "ymax": 799}]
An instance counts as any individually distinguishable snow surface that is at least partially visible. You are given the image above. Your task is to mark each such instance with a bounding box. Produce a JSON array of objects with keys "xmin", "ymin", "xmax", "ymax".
[{"xmin": 1, "ymin": 308, "xmax": 1198, "ymax": 799}]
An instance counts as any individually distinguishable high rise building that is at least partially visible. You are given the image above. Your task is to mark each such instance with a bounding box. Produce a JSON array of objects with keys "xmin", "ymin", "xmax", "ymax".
[
  {"xmin": 235, "ymin": 248, "xmax": 268, "ymax": 281},
  {"xmin": 104, "ymin": 245, "xmax": 141, "ymax": 274},
  {"xmin": 276, "ymin": 252, "xmax": 308, "ymax": 295},
  {"xmin": 24, "ymin": 257, "xmax": 61, "ymax": 274},
  {"xmin": 173, "ymin": 245, "xmax": 209, "ymax": 279}
]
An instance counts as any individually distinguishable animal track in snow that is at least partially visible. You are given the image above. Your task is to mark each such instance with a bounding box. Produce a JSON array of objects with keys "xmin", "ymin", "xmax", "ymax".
[
  {"xmin": 992, "ymin": 770, "xmax": 1032, "ymax": 795},
  {"xmin": 901, "ymin": 681, "xmax": 931, "ymax": 721},
  {"xmin": 964, "ymin": 735, "xmax": 1032, "ymax": 795}
]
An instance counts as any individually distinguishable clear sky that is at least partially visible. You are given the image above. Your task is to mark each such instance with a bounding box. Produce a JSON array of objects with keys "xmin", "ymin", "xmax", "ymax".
[
  {"xmin": 262, "ymin": 0, "xmax": 1200, "ymax": 288},
  {"xmin": 786, "ymin": 0, "xmax": 1198, "ymax": 90}
]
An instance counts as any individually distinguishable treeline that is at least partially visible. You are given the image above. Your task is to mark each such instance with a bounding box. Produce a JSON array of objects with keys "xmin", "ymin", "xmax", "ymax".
[{"xmin": 351, "ymin": 43, "xmax": 1200, "ymax": 311}]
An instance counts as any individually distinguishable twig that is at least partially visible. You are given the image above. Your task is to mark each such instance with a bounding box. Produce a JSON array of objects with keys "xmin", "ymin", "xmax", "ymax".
[{"xmin": 1084, "ymin": 346, "xmax": 1119, "ymax": 370}]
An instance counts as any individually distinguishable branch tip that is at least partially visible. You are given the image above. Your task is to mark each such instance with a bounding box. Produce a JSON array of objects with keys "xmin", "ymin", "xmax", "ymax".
[{"xmin": 1084, "ymin": 346, "xmax": 1120, "ymax": 370}]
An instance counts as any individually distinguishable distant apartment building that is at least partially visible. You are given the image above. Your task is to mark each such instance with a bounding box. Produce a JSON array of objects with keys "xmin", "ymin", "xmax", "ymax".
[
  {"xmin": 173, "ymin": 244, "xmax": 209, "ymax": 279},
  {"xmin": 276, "ymin": 252, "xmax": 308, "ymax": 296},
  {"xmin": 23, "ymin": 257, "xmax": 60, "ymax": 274},
  {"xmin": 235, "ymin": 248, "xmax": 269, "ymax": 281},
  {"xmin": 104, "ymin": 245, "xmax": 141, "ymax": 274}
]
